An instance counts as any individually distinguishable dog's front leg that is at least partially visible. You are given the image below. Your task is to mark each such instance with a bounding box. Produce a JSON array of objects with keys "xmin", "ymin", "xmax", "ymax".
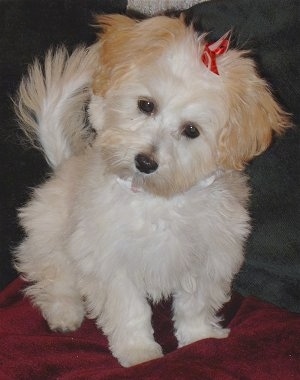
[
  {"xmin": 97, "ymin": 272, "xmax": 163, "ymax": 367},
  {"xmin": 173, "ymin": 283, "xmax": 230, "ymax": 348}
]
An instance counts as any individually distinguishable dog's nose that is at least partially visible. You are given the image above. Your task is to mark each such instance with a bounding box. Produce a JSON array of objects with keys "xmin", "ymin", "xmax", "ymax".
[{"xmin": 135, "ymin": 153, "xmax": 158, "ymax": 174}]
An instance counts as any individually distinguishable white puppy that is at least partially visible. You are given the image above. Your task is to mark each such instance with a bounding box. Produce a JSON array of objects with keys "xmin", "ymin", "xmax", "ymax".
[{"xmin": 14, "ymin": 15, "xmax": 289, "ymax": 367}]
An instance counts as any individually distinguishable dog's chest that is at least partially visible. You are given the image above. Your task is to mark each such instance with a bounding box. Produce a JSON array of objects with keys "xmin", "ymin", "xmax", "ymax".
[
  {"xmin": 78, "ymin": 180, "xmax": 204, "ymax": 291},
  {"xmin": 71, "ymin": 172, "xmax": 248, "ymax": 299},
  {"xmin": 113, "ymin": 194, "xmax": 187, "ymax": 246},
  {"xmin": 111, "ymin": 192, "xmax": 199, "ymax": 296},
  {"xmin": 112, "ymin": 187, "xmax": 189, "ymax": 237}
]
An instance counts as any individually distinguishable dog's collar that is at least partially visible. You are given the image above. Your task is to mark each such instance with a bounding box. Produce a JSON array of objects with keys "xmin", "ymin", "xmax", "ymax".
[
  {"xmin": 197, "ymin": 169, "xmax": 223, "ymax": 190},
  {"xmin": 116, "ymin": 170, "xmax": 223, "ymax": 195}
]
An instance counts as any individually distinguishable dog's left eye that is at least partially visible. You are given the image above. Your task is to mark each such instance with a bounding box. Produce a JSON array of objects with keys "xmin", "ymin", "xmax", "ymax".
[
  {"xmin": 138, "ymin": 98, "xmax": 156, "ymax": 115},
  {"xmin": 182, "ymin": 123, "xmax": 200, "ymax": 139}
]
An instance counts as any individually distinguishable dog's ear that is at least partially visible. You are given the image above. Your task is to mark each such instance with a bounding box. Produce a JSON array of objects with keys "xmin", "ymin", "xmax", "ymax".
[
  {"xmin": 93, "ymin": 15, "xmax": 138, "ymax": 96},
  {"xmin": 217, "ymin": 53, "xmax": 290, "ymax": 170},
  {"xmin": 93, "ymin": 15, "xmax": 188, "ymax": 97}
]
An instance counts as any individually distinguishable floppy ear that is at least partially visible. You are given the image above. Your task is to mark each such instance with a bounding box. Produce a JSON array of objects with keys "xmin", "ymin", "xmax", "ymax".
[
  {"xmin": 93, "ymin": 15, "xmax": 138, "ymax": 96},
  {"xmin": 93, "ymin": 14, "xmax": 188, "ymax": 97},
  {"xmin": 217, "ymin": 52, "xmax": 290, "ymax": 170}
]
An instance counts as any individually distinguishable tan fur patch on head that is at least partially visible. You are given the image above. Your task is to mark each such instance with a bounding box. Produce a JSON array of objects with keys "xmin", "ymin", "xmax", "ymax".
[
  {"xmin": 217, "ymin": 51, "xmax": 291, "ymax": 169},
  {"xmin": 93, "ymin": 14, "xmax": 187, "ymax": 95},
  {"xmin": 93, "ymin": 13, "xmax": 291, "ymax": 175}
]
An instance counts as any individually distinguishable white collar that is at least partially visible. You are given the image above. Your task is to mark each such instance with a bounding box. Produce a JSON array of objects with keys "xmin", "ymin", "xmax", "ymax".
[
  {"xmin": 116, "ymin": 170, "xmax": 223, "ymax": 194},
  {"xmin": 197, "ymin": 169, "xmax": 223, "ymax": 190}
]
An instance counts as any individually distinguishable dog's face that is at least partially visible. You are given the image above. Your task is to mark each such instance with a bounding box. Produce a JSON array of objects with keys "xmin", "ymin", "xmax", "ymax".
[{"xmin": 89, "ymin": 15, "xmax": 289, "ymax": 197}]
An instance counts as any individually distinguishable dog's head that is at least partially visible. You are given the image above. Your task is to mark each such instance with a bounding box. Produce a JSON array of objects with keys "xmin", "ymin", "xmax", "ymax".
[{"xmin": 89, "ymin": 14, "xmax": 290, "ymax": 197}]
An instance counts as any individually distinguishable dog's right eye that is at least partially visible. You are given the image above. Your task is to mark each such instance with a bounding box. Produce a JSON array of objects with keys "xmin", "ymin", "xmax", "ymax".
[
  {"xmin": 138, "ymin": 98, "xmax": 156, "ymax": 115},
  {"xmin": 182, "ymin": 122, "xmax": 200, "ymax": 139}
]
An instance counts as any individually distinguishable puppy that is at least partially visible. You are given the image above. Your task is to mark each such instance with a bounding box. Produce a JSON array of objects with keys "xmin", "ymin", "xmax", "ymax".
[{"xmin": 14, "ymin": 14, "xmax": 290, "ymax": 367}]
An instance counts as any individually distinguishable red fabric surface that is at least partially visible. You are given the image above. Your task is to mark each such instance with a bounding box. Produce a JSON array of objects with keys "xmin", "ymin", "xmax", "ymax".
[{"xmin": 0, "ymin": 278, "xmax": 299, "ymax": 379}]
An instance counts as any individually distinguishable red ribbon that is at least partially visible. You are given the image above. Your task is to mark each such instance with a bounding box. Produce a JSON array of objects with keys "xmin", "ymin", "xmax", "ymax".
[{"xmin": 201, "ymin": 32, "xmax": 230, "ymax": 75}]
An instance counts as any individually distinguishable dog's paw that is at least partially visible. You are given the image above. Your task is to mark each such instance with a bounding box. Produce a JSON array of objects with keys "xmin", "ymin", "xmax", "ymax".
[
  {"xmin": 176, "ymin": 325, "xmax": 230, "ymax": 348},
  {"xmin": 114, "ymin": 341, "xmax": 163, "ymax": 367},
  {"xmin": 43, "ymin": 297, "xmax": 85, "ymax": 333}
]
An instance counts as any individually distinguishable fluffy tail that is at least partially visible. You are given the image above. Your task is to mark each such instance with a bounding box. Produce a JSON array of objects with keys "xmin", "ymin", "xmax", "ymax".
[{"xmin": 14, "ymin": 45, "xmax": 98, "ymax": 168}]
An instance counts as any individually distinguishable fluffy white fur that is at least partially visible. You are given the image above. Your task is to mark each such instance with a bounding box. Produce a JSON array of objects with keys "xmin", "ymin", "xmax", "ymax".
[{"xmin": 14, "ymin": 15, "xmax": 289, "ymax": 367}]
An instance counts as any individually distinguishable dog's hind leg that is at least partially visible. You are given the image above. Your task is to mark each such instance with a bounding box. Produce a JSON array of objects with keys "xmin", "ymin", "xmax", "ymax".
[
  {"xmin": 14, "ymin": 178, "xmax": 85, "ymax": 332},
  {"xmin": 26, "ymin": 262, "xmax": 85, "ymax": 332},
  {"xmin": 16, "ymin": 233, "xmax": 85, "ymax": 332}
]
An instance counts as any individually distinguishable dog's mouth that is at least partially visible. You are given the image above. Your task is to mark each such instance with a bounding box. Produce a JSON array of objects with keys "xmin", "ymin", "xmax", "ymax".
[
  {"xmin": 116, "ymin": 170, "xmax": 174, "ymax": 198},
  {"xmin": 116, "ymin": 174, "xmax": 144, "ymax": 193},
  {"xmin": 131, "ymin": 173, "xmax": 146, "ymax": 191}
]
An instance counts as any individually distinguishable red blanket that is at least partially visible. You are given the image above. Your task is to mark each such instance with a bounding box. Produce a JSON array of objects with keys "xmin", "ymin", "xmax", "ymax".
[{"xmin": 0, "ymin": 278, "xmax": 299, "ymax": 379}]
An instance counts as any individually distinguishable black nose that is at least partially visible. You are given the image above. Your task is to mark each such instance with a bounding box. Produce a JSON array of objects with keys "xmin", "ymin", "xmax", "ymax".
[{"xmin": 135, "ymin": 153, "xmax": 158, "ymax": 174}]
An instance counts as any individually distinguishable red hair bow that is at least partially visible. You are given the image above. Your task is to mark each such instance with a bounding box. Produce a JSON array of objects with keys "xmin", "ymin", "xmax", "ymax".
[{"xmin": 201, "ymin": 32, "xmax": 230, "ymax": 75}]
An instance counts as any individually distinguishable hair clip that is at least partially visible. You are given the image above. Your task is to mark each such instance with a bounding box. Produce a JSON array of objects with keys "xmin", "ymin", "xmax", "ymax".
[{"xmin": 201, "ymin": 31, "xmax": 231, "ymax": 75}]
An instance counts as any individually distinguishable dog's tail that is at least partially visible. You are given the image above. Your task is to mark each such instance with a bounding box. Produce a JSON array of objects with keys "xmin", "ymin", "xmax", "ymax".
[{"xmin": 14, "ymin": 45, "xmax": 98, "ymax": 168}]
